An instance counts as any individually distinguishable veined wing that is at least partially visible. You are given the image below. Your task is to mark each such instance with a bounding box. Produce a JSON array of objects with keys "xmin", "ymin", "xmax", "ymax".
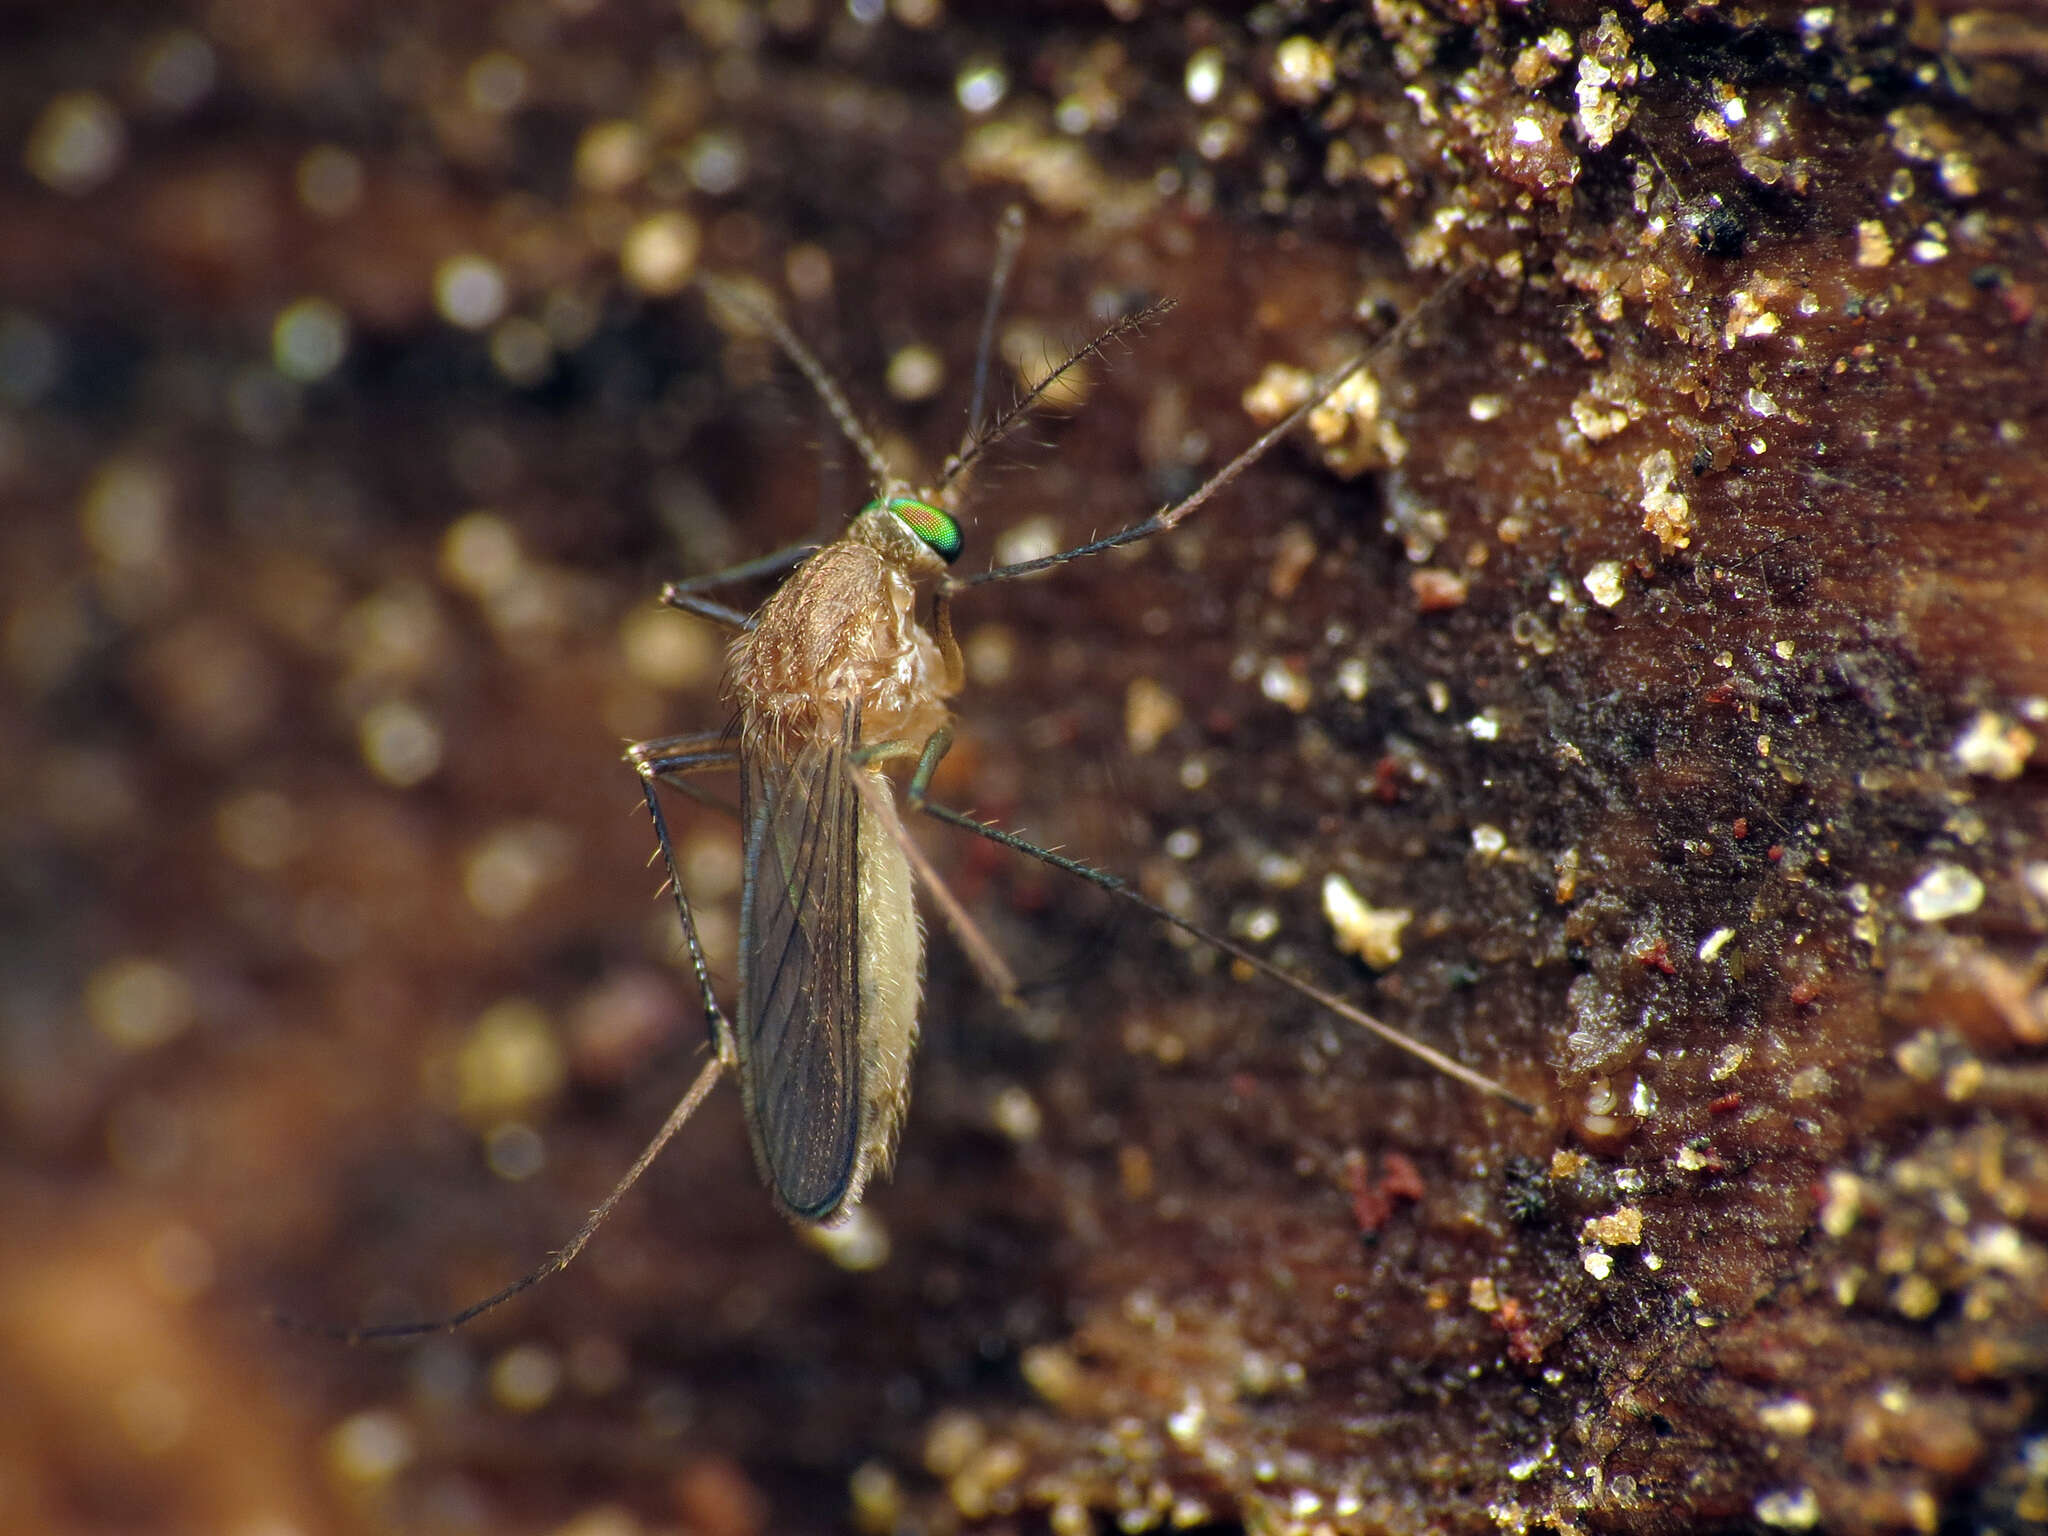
[{"xmin": 735, "ymin": 710, "xmax": 862, "ymax": 1221}]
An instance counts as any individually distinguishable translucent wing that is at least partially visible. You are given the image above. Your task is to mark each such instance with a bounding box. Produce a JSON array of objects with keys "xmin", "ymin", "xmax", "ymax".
[{"xmin": 735, "ymin": 709, "xmax": 863, "ymax": 1220}]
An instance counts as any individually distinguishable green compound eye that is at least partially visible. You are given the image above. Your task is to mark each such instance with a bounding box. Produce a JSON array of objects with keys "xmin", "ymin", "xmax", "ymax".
[{"xmin": 882, "ymin": 496, "xmax": 962, "ymax": 564}]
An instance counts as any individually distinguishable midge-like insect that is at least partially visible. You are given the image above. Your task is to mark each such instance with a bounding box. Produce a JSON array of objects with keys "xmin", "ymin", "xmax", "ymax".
[{"xmin": 323, "ymin": 218, "xmax": 1531, "ymax": 1341}]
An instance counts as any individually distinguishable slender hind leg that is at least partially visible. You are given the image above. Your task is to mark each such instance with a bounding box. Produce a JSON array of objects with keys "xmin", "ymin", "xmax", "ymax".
[{"xmin": 898, "ymin": 726, "xmax": 1534, "ymax": 1113}]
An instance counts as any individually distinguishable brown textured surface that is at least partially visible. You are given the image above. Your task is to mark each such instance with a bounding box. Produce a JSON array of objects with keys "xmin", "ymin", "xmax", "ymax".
[{"xmin": 4, "ymin": 3, "xmax": 2048, "ymax": 1534}]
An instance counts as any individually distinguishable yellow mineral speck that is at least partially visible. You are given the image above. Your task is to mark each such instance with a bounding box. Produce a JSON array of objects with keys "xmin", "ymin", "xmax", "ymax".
[
  {"xmin": 850, "ymin": 1461, "xmax": 904, "ymax": 1536},
  {"xmin": 1855, "ymin": 218, "xmax": 1894, "ymax": 268},
  {"xmin": 1242, "ymin": 361, "xmax": 1315, "ymax": 423},
  {"xmin": 1951, "ymin": 710, "xmax": 2034, "ymax": 779},
  {"xmin": 1581, "ymin": 1247, "xmax": 1615, "ymax": 1280},
  {"xmin": 1936, "ymin": 150, "xmax": 1979, "ymax": 198},
  {"xmin": 26, "ymin": 91, "xmax": 126, "ymax": 194},
  {"xmin": 1893, "ymin": 1273, "xmax": 1941, "ymax": 1319},
  {"xmin": 1259, "ymin": 657, "xmax": 1312, "ymax": 713},
  {"xmin": 988, "ymin": 1084, "xmax": 1042, "ymax": 1142},
  {"xmin": 1322, "ymin": 873, "xmax": 1411, "ymax": 970},
  {"xmin": 1755, "ymin": 1487, "xmax": 1820, "ymax": 1529},
  {"xmin": 949, "ymin": 1439, "xmax": 1025, "ymax": 1519},
  {"xmin": 489, "ymin": 1342, "xmax": 563, "ymax": 1412},
  {"xmin": 1271, "ymin": 36, "xmax": 1336, "ymax": 105},
  {"xmin": 884, "ymin": 343, "xmax": 944, "ymax": 402},
  {"xmin": 574, "ymin": 119, "xmax": 647, "ymax": 193},
  {"xmin": 1019, "ymin": 1343, "xmax": 1083, "ymax": 1408},
  {"xmin": 325, "ymin": 1409, "xmax": 416, "ymax": 1486},
  {"xmin": 1185, "ymin": 46, "xmax": 1225, "ymax": 105},
  {"xmin": 357, "ymin": 698, "xmax": 443, "ymax": 787},
  {"xmin": 1571, "ymin": 393, "xmax": 1631, "ymax": 441},
  {"xmin": 1124, "ymin": 677, "xmax": 1183, "ymax": 754},
  {"xmin": 1306, "ymin": 368, "xmax": 1401, "ymax": 476},
  {"xmin": 1944, "ymin": 1057, "xmax": 1985, "ymax": 1102},
  {"xmin": 923, "ymin": 1408, "xmax": 987, "ymax": 1479},
  {"xmin": 1894, "ymin": 1029, "xmax": 1944, "ymax": 1081},
  {"xmin": 1638, "ymin": 448, "xmax": 1693, "ymax": 552},
  {"xmin": 1758, "ymin": 1396, "xmax": 1815, "ymax": 1436},
  {"xmin": 87, "ymin": 956, "xmax": 196, "ymax": 1051},
  {"xmin": 1820, "ymin": 1170, "xmax": 1864, "ymax": 1236},
  {"xmin": 1724, "ymin": 289, "xmax": 1782, "ymax": 345},
  {"xmin": 621, "ymin": 211, "xmax": 701, "ymax": 297},
  {"xmin": 1582, "ymin": 1206, "xmax": 1644, "ymax": 1246},
  {"xmin": 456, "ymin": 997, "xmax": 566, "ymax": 1125},
  {"xmin": 1468, "ymin": 1276, "xmax": 1500, "ymax": 1312},
  {"xmin": 1582, "ymin": 560, "xmax": 1627, "ymax": 608},
  {"xmin": 1904, "ymin": 862, "xmax": 1984, "ymax": 923}
]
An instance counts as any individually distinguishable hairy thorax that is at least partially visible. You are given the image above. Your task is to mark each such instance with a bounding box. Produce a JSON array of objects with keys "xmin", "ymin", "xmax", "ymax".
[{"xmin": 730, "ymin": 541, "xmax": 952, "ymax": 751}]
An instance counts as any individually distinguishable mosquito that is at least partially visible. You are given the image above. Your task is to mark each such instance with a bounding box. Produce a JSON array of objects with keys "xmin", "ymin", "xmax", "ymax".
[{"xmin": 317, "ymin": 214, "xmax": 1531, "ymax": 1342}]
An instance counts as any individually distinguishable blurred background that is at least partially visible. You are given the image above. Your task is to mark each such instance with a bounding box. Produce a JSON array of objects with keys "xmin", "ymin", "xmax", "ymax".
[{"xmin": 5, "ymin": 3, "xmax": 2048, "ymax": 1534}]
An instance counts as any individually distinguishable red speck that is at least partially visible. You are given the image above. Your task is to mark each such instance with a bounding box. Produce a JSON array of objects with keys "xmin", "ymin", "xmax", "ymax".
[
  {"xmin": 1380, "ymin": 1152, "xmax": 1425, "ymax": 1204},
  {"xmin": 1373, "ymin": 756, "xmax": 1403, "ymax": 804},
  {"xmin": 1343, "ymin": 1150, "xmax": 1425, "ymax": 1235},
  {"xmin": 1789, "ymin": 980, "xmax": 1821, "ymax": 1007},
  {"xmin": 1766, "ymin": 844, "xmax": 1784, "ymax": 862},
  {"xmin": 1702, "ymin": 682, "xmax": 1738, "ymax": 708},
  {"xmin": 1635, "ymin": 938, "xmax": 1677, "ymax": 975},
  {"xmin": 1708, "ymin": 1092, "xmax": 1743, "ymax": 1114},
  {"xmin": 1731, "ymin": 817, "xmax": 1749, "ymax": 839},
  {"xmin": 1491, "ymin": 1295, "xmax": 1542, "ymax": 1365},
  {"xmin": 1228, "ymin": 1071, "xmax": 1261, "ymax": 1099},
  {"xmin": 2003, "ymin": 282, "xmax": 2037, "ymax": 327}
]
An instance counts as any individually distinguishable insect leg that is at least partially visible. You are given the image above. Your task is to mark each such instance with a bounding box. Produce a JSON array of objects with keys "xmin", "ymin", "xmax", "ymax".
[
  {"xmin": 660, "ymin": 590, "xmax": 759, "ymax": 632},
  {"xmin": 273, "ymin": 1050, "xmax": 727, "ymax": 1343},
  {"xmin": 955, "ymin": 273, "xmax": 1469, "ymax": 589},
  {"xmin": 844, "ymin": 745, "xmax": 1019, "ymax": 1007},
  {"xmin": 629, "ymin": 733, "xmax": 741, "ymax": 819},
  {"xmin": 901, "ymin": 730, "xmax": 1535, "ymax": 1113},
  {"xmin": 627, "ymin": 740, "xmax": 742, "ymax": 1046},
  {"xmin": 665, "ymin": 540, "xmax": 822, "ymax": 599}
]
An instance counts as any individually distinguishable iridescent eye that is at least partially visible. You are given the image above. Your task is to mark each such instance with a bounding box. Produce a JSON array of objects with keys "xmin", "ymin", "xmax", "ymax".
[{"xmin": 885, "ymin": 497, "xmax": 963, "ymax": 564}]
